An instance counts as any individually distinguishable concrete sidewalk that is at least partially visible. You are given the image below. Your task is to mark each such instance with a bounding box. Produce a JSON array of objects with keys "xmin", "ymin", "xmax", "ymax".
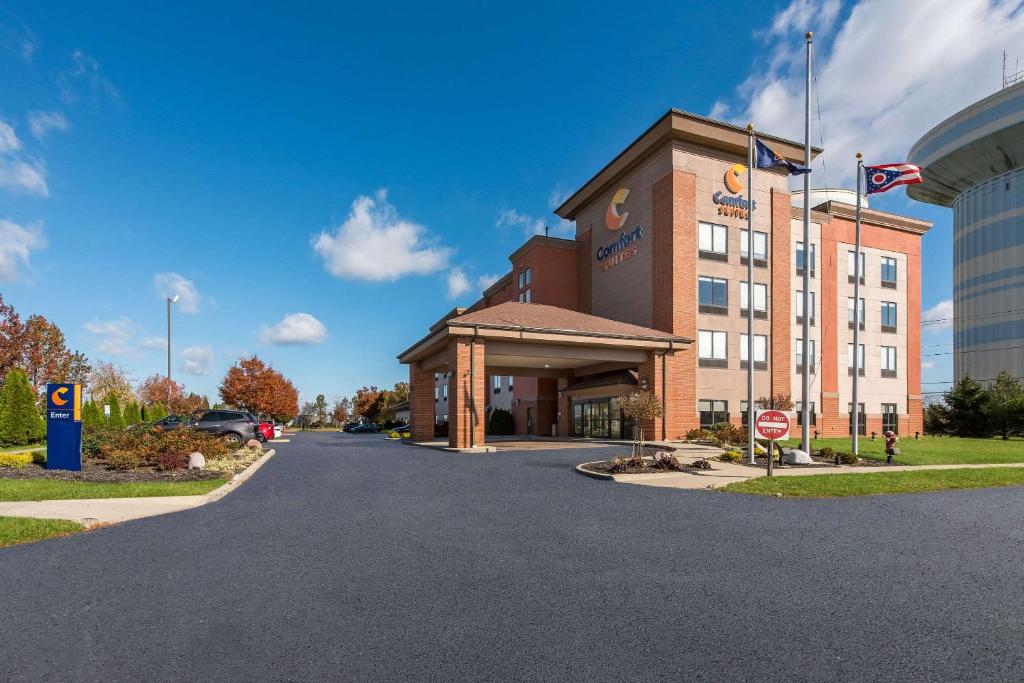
[{"xmin": 0, "ymin": 448, "xmax": 276, "ymax": 526}]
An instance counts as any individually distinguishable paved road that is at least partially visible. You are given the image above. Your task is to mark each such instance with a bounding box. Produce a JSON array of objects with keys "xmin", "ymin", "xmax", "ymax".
[{"xmin": 2, "ymin": 433, "xmax": 1023, "ymax": 681}]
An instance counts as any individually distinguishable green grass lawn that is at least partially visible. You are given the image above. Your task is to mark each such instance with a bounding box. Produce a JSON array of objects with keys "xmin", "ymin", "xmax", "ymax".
[
  {"xmin": 0, "ymin": 516, "xmax": 85, "ymax": 548},
  {"xmin": 779, "ymin": 435, "xmax": 1024, "ymax": 465},
  {"xmin": 0, "ymin": 478, "xmax": 227, "ymax": 502},
  {"xmin": 722, "ymin": 467, "xmax": 1024, "ymax": 498},
  {"xmin": 0, "ymin": 444, "xmax": 46, "ymax": 454}
]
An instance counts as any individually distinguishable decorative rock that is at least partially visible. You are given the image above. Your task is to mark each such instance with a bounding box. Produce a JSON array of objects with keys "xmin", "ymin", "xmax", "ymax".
[
  {"xmin": 784, "ymin": 448, "xmax": 813, "ymax": 465},
  {"xmin": 246, "ymin": 439, "xmax": 263, "ymax": 451},
  {"xmin": 188, "ymin": 452, "xmax": 206, "ymax": 470}
]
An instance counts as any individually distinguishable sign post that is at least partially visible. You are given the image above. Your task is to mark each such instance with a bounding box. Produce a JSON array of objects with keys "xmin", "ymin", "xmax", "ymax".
[
  {"xmin": 46, "ymin": 383, "xmax": 83, "ymax": 471},
  {"xmin": 754, "ymin": 409, "xmax": 791, "ymax": 477}
]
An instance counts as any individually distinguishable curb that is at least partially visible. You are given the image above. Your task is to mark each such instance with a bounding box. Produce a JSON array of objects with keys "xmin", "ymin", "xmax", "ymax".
[
  {"xmin": 203, "ymin": 448, "xmax": 276, "ymax": 503},
  {"xmin": 575, "ymin": 462, "xmax": 614, "ymax": 480}
]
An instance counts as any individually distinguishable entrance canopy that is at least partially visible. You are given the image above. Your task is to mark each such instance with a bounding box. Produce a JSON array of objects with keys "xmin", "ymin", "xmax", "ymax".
[{"xmin": 398, "ymin": 302, "xmax": 690, "ymax": 377}]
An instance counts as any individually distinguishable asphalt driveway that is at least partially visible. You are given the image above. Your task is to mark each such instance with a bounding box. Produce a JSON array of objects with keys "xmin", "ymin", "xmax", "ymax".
[{"xmin": 2, "ymin": 432, "xmax": 1023, "ymax": 681}]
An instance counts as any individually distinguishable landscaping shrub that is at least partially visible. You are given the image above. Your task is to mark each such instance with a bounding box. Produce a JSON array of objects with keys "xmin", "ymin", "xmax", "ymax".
[
  {"xmin": 151, "ymin": 451, "xmax": 189, "ymax": 471},
  {"xmin": 84, "ymin": 424, "xmax": 229, "ymax": 470},
  {"xmin": 685, "ymin": 428, "xmax": 713, "ymax": 441},
  {"xmin": 0, "ymin": 452, "xmax": 33, "ymax": 468},
  {"xmin": 837, "ymin": 451, "xmax": 859, "ymax": 465},
  {"xmin": 606, "ymin": 455, "xmax": 644, "ymax": 473},
  {"xmin": 487, "ymin": 408, "xmax": 514, "ymax": 435},
  {"xmin": 205, "ymin": 445, "xmax": 264, "ymax": 474},
  {"xmin": 720, "ymin": 450, "xmax": 743, "ymax": 463},
  {"xmin": 818, "ymin": 447, "xmax": 835, "ymax": 460},
  {"xmin": 0, "ymin": 369, "xmax": 45, "ymax": 447},
  {"xmin": 650, "ymin": 453, "xmax": 686, "ymax": 471},
  {"xmin": 709, "ymin": 422, "xmax": 747, "ymax": 447},
  {"xmin": 105, "ymin": 449, "xmax": 143, "ymax": 470}
]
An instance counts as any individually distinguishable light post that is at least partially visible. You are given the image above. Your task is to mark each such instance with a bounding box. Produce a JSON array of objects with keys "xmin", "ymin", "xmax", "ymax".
[{"xmin": 166, "ymin": 294, "xmax": 179, "ymax": 400}]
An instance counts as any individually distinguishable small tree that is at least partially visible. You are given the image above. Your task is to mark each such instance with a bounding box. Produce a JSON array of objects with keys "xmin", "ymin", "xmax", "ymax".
[
  {"xmin": 105, "ymin": 392, "xmax": 124, "ymax": 429},
  {"xmin": 82, "ymin": 400, "xmax": 103, "ymax": 428},
  {"xmin": 756, "ymin": 393, "xmax": 794, "ymax": 410},
  {"xmin": 923, "ymin": 402, "xmax": 947, "ymax": 435},
  {"xmin": 0, "ymin": 369, "xmax": 45, "ymax": 446},
  {"xmin": 146, "ymin": 402, "xmax": 167, "ymax": 421},
  {"xmin": 944, "ymin": 376, "xmax": 988, "ymax": 438},
  {"xmin": 123, "ymin": 400, "xmax": 143, "ymax": 426},
  {"xmin": 620, "ymin": 391, "xmax": 663, "ymax": 460},
  {"xmin": 983, "ymin": 371, "xmax": 1024, "ymax": 439},
  {"xmin": 313, "ymin": 394, "xmax": 328, "ymax": 427}
]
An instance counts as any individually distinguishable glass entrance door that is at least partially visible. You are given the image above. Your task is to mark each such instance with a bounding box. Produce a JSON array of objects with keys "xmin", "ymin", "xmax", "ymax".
[{"xmin": 571, "ymin": 398, "xmax": 632, "ymax": 439}]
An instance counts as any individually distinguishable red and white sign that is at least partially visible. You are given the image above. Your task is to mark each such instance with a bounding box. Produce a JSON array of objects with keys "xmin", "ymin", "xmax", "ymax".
[{"xmin": 754, "ymin": 410, "xmax": 791, "ymax": 441}]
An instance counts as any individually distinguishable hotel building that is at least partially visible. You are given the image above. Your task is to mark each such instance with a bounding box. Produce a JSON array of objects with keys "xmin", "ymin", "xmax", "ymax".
[{"xmin": 400, "ymin": 110, "xmax": 930, "ymax": 449}]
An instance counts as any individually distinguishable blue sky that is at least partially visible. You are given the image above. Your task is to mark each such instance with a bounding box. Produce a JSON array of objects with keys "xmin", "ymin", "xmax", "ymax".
[{"xmin": 1, "ymin": 1, "xmax": 1020, "ymax": 404}]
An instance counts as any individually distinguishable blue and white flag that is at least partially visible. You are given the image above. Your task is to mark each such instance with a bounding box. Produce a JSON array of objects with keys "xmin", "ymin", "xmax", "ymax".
[{"xmin": 755, "ymin": 138, "xmax": 811, "ymax": 175}]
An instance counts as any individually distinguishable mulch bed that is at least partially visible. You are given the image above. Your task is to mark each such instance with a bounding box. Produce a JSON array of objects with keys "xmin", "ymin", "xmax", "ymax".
[
  {"xmin": 0, "ymin": 460, "xmax": 224, "ymax": 483},
  {"xmin": 736, "ymin": 452, "xmax": 889, "ymax": 469},
  {"xmin": 580, "ymin": 458, "xmax": 713, "ymax": 476}
]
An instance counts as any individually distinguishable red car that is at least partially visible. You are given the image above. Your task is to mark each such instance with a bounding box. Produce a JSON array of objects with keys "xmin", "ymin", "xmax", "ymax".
[{"xmin": 257, "ymin": 421, "xmax": 274, "ymax": 442}]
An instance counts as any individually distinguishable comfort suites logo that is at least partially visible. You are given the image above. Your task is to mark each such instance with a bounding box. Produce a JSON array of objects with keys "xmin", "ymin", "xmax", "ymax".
[
  {"xmin": 604, "ymin": 187, "xmax": 630, "ymax": 231},
  {"xmin": 713, "ymin": 163, "xmax": 756, "ymax": 219},
  {"xmin": 597, "ymin": 186, "xmax": 643, "ymax": 271}
]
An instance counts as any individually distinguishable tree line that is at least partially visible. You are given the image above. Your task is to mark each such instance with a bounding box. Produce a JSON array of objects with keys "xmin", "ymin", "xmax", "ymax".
[
  {"xmin": 925, "ymin": 372, "xmax": 1024, "ymax": 439},
  {"xmin": 294, "ymin": 382, "xmax": 409, "ymax": 428}
]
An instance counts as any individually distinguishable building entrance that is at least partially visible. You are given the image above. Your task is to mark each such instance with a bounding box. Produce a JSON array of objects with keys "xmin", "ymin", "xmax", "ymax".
[{"xmin": 571, "ymin": 398, "xmax": 633, "ymax": 440}]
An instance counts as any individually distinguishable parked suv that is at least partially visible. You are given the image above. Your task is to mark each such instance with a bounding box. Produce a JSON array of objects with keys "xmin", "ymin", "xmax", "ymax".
[{"xmin": 194, "ymin": 410, "xmax": 261, "ymax": 448}]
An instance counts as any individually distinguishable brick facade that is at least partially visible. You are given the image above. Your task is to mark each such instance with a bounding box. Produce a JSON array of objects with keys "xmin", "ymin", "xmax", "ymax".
[
  {"xmin": 409, "ymin": 364, "xmax": 436, "ymax": 442},
  {"xmin": 770, "ymin": 188, "xmax": 792, "ymax": 397},
  {"xmin": 447, "ymin": 338, "xmax": 485, "ymax": 449}
]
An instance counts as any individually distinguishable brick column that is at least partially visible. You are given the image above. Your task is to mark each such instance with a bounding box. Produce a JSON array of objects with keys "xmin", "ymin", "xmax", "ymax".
[
  {"xmin": 820, "ymin": 218, "xmax": 841, "ymax": 436},
  {"xmin": 557, "ymin": 374, "xmax": 572, "ymax": 437},
  {"xmin": 770, "ymin": 188, "xmax": 791, "ymax": 397},
  {"xmin": 577, "ymin": 229, "xmax": 592, "ymax": 314},
  {"xmin": 907, "ymin": 247, "xmax": 924, "ymax": 435},
  {"xmin": 447, "ymin": 338, "xmax": 486, "ymax": 449},
  {"xmin": 409, "ymin": 364, "xmax": 436, "ymax": 442},
  {"xmin": 651, "ymin": 170, "xmax": 698, "ymax": 436}
]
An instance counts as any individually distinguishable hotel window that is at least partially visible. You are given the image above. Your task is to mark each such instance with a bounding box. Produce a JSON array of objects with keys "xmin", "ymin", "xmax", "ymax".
[
  {"xmin": 698, "ymin": 222, "xmax": 728, "ymax": 261},
  {"xmin": 881, "ymin": 346, "xmax": 898, "ymax": 378},
  {"xmin": 796, "ymin": 242, "xmax": 816, "ymax": 276},
  {"xmin": 740, "ymin": 333, "xmax": 768, "ymax": 370},
  {"xmin": 434, "ymin": 387, "xmax": 439, "ymax": 402},
  {"xmin": 507, "ymin": 376, "xmax": 514, "ymax": 391},
  {"xmin": 739, "ymin": 281, "xmax": 767, "ymax": 318},
  {"xmin": 795, "ymin": 339, "xmax": 816, "ymax": 373},
  {"xmin": 740, "ymin": 400, "xmax": 749, "ymax": 427},
  {"xmin": 698, "ymin": 276, "xmax": 729, "ymax": 314},
  {"xmin": 517, "ymin": 289, "xmax": 532, "ymax": 303},
  {"xmin": 795, "ymin": 290, "xmax": 816, "ymax": 324},
  {"xmin": 847, "ymin": 250, "xmax": 866, "ymax": 284},
  {"xmin": 880, "ymin": 257, "xmax": 897, "ymax": 288},
  {"xmin": 697, "ymin": 330, "xmax": 727, "ymax": 368},
  {"xmin": 795, "ymin": 401, "xmax": 817, "ymax": 426},
  {"xmin": 699, "ymin": 399, "xmax": 729, "ymax": 428},
  {"xmin": 848, "ymin": 402, "xmax": 866, "ymax": 435},
  {"xmin": 442, "ymin": 383, "xmax": 448, "ymax": 400},
  {"xmin": 882, "ymin": 403, "xmax": 898, "ymax": 433},
  {"xmin": 492, "ymin": 375, "xmax": 501, "ymax": 393},
  {"xmin": 847, "ymin": 343, "xmax": 866, "ymax": 376},
  {"xmin": 739, "ymin": 229, "xmax": 768, "ymax": 266},
  {"xmin": 443, "ymin": 413, "xmax": 449, "ymax": 424},
  {"xmin": 518, "ymin": 267, "xmax": 532, "ymax": 289},
  {"xmin": 881, "ymin": 301, "xmax": 897, "ymax": 332},
  {"xmin": 847, "ymin": 297, "xmax": 865, "ymax": 330}
]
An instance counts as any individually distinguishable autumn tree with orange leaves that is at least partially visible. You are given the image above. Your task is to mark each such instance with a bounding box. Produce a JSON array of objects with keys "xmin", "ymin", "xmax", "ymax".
[
  {"xmin": 0, "ymin": 295, "xmax": 88, "ymax": 398},
  {"xmin": 219, "ymin": 356, "xmax": 299, "ymax": 421},
  {"xmin": 137, "ymin": 374, "xmax": 207, "ymax": 415}
]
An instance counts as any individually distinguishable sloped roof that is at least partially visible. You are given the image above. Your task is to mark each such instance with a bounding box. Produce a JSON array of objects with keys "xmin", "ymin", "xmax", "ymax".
[{"xmin": 450, "ymin": 302, "xmax": 684, "ymax": 341}]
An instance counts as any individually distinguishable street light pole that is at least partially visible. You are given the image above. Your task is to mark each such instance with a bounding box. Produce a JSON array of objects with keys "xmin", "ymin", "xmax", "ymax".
[{"xmin": 166, "ymin": 295, "xmax": 179, "ymax": 400}]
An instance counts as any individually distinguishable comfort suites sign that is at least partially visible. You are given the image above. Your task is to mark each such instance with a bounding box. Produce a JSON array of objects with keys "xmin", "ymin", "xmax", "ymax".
[
  {"xmin": 712, "ymin": 163, "xmax": 757, "ymax": 219},
  {"xmin": 596, "ymin": 187, "xmax": 644, "ymax": 271}
]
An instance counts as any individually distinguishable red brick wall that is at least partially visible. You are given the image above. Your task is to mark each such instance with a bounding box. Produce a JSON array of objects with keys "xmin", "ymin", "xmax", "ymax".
[
  {"xmin": 576, "ymin": 230, "xmax": 592, "ymax": 314},
  {"xmin": 651, "ymin": 170, "xmax": 698, "ymax": 436},
  {"xmin": 447, "ymin": 338, "xmax": 486, "ymax": 448},
  {"xmin": 771, "ymin": 188, "xmax": 792, "ymax": 397},
  {"xmin": 512, "ymin": 244, "xmax": 578, "ymax": 309},
  {"xmin": 409, "ymin": 364, "xmax": 436, "ymax": 441}
]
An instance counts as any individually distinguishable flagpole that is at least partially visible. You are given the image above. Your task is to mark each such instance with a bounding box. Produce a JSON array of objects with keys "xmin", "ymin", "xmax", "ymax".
[
  {"xmin": 746, "ymin": 123, "xmax": 756, "ymax": 466},
  {"xmin": 853, "ymin": 153, "xmax": 863, "ymax": 457},
  {"xmin": 801, "ymin": 31, "xmax": 812, "ymax": 455}
]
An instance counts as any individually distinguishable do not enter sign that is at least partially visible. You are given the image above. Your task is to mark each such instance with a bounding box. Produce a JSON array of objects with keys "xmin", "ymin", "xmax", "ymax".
[{"xmin": 754, "ymin": 409, "xmax": 791, "ymax": 441}]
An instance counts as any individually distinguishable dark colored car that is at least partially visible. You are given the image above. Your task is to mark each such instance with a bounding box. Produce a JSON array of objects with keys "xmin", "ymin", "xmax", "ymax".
[
  {"xmin": 349, "ymin": 423, "xmax": 381, "ymax": 433},
  {"xmin": 194, "ymin": 410, "xmax": 262, "ymax": 448},
  {"xmin": 342, "ymin": 422, "xmax": 362, "ymax": 433},
  {"xmin": 154, "ymin": 414, "xmax": 193, "ymax": 430}
]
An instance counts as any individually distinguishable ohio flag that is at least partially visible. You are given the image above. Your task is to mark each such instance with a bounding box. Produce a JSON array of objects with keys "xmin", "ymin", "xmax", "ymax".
[{"xmin": 864, "ymin": 163, "xmax": 922, "ymax": 194}]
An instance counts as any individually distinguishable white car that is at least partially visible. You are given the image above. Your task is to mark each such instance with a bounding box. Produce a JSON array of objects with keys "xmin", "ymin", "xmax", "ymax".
[{"xmin": 273, "ymin": 424, "xmax": 283, "ymax": 439}]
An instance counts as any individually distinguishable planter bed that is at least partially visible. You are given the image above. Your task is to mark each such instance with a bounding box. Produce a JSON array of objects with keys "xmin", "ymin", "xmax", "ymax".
[
  {"xmin": 580, "ymin": 456, "xmax": 712, "ymax": 476},
  {"xmin": 0, "ymin": 459, "xmax": 224, "ymax": 483}
]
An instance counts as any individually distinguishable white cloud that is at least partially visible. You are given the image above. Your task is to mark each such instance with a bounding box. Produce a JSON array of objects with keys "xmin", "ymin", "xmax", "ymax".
[
  {"xmin": 0, "ymin": 22, "xmax": 36, "ymax": 62},
  {"xmin": 496, "ymin": 208, "xmax": 574, "ymax": 238},
  {"xmin": 57, "ymin": 49, "xmax": 122, "ymax": 106},
  {"xmin": 180, "ymin": 346, "xmax": 213, "ymax": 375},
  {"xmin": 261, "ymin": 313, "xmax": 327, "ymax": 345},
  {"xmin": 711, "ymin": 0, "xmax": 1024, "ymax": 188},
  {"xmin": 314, "ymin": 189, "xmax": 451, "ymax": 281},
  {"xmin": 446, "ymin": 268, "xmax": 472, "ymax": 300},
  {"xmin": 140, "ymin": 336, "xmax": 167, "ymax": 351},
  {"xmin": 83, "ymin": 317, "xmax": 140, "ymax": 356},
  {"xmin": 922, "ymin": 299, "xmax": 954, "ymax": 331},
  {"xmin": 0, "ymin": 120, "xmax": 21, "ymax": 154},
  {"xmin": 0, "ymin": 119, "xmax": 48, "ymax": 197},
  {"xmin": 477, "ymin": 273, "xmax": 501, "ymax": 290},
  {"xmin": 27, "ymin": 111, "xmax": 69, "ymax": 140},
  {"xmin": 0, "ymin": 219, "xmax": 45, "ymax": 281},
  {"xmin": 154, "ymin": 272, "xmax": 200, "ymax": 313},
  {"xmin": 921, "ymin": 361, "xmax": 935, "ymax": 370}
]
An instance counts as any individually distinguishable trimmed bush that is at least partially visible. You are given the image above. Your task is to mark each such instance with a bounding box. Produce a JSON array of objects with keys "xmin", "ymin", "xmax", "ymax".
[
  {"xmin": 720, "ymin": 450, "xmax": 744, "ymax": 463},
  {"xmin": 837, "ymin": 451, "xmax": 859, "ymax": 465},
  {"xmin": 650, "ymin": 453, "xmax": 686, "ymax": 471},
  {"xmin": 0, "ymin": 452, "xmax": 33, "ymax": 468},
  {"xmin": 106, "ymin": 449, "xmax": 143, "ymax": 470},
  {"xmin": 487, "ymin": 409, "xmax": 514, "ymax": 435},
  {"xmin": 818, "ymin": 447, "xmax": 835, "ymax": 460},
  {"xmin": 84, "ymin": 424, "xmax": 230, "ymax": 470},
  {"xmin": 104, "ymin": 392, "xmax": 124, "ymax": 429},
  {"xmin": 710, "ymin": 422, "xmax": 747, "ymax": 446},
  {"xmin": 0, "ymin": 369, "xmax": 45, "ymax": 447}
]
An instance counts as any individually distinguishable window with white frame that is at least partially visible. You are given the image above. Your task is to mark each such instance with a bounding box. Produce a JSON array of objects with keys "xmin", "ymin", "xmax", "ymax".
[
  {"xmin": 796, "ymin": 242, "xmax": 816, "ymax": 275},
  {"xmin": 881, "ymin": 301, "xmax": 897, "ymax": 331},
  {"xmin": 795, "ymin": 339, "xmax": 816, "ymax": 372},
  {"xmin": 698, "ymin": 222, "xmax": 728, "ymax": 258},
  {"xmin": 698, "ymin": 330, "xmax": 727, "ymax": 367},
  {"xmin": 847, "ymin": 297, "xmax": 865, "ymax": 329},
  {"xmin": 795, "ymin": 290, "xmax": 816, "ymax": 323},
  {"xmin": 699, "ymin": 399, "xmax": 729, "ymax": 428},
  {"xmin": 847, "ymin": 343, "xmax": 865, "ymax": 375},
  {"xmin": 880, "ymin": 257, "xmax": 897, "ymax": 287},
  {"xmin": 698, "ymin": 276, "xmax": 728, "ymax": 312},
  {"xmin": 881, "ymin": 346, "xmax": 897, "ymax": 377},
  {"xmin": 795, "ymin": 400, "xmax": 817, "ymax": 426},
  {"xmin": 847, "ymin": 250, "xmax": 866, "ymax": 283},
  {"xmin": 739, "ymin": 229, "xmax": 768, "ymax": 263},
  {"xmin": 739, "ymin": 333, "xmax": 768, "ymax": 369},
  {"xmin": 739, "ymin": 281, "xmax": 767, "ymax": 316},
  {"xmin": 442, "ymin": 383, "xmax": 448, "ymax": 400}
]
